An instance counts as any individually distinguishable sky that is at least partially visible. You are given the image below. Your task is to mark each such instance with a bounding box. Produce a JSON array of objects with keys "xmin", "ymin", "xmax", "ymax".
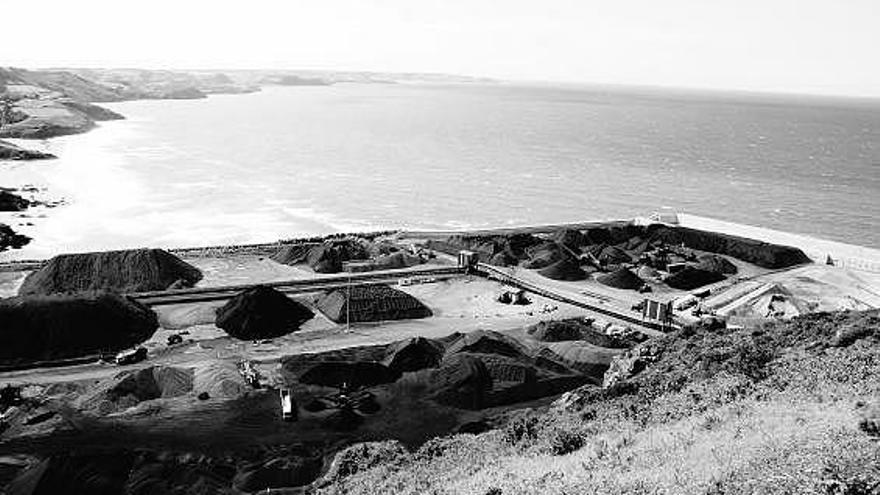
[{"xmin": 1, "ymin": 0, "xmax": 879, "ymax": 97}]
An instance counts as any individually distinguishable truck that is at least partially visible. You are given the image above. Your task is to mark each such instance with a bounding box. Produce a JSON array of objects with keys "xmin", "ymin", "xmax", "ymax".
[
  {"xmin": 115, "ymin": 347, "xmax": 147, "ymax": 365},
  {"xmin": 279, "ymin": 388, "xmax": 296, "ymax": 422}
]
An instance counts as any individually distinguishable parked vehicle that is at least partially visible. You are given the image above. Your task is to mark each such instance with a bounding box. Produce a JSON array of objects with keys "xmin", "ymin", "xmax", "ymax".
[
  {"xmin": 279, "ymin": 388, "xmax": 296, "ymax": 422},
  {"xmin": 115, "ymin": 347, "xmax": 147, "ymax": 365}
]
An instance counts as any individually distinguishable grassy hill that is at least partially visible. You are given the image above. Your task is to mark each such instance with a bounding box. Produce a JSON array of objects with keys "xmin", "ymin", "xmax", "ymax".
[{"xmin": 318, "ymin": 310, "xmax": 880, "ymax": 494}]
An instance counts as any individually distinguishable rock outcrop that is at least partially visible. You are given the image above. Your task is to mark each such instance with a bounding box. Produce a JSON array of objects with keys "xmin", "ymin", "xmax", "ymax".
[
  {"xmin": 0, "ymin": 223, "xmax": 31, "ymax": 252},
  {"xmin": 322, "ymin": 441, "xmax": 408, "ymax": 485},
  {"xmin": 0, "ymin": 139, "xmax": 56, "ymax": 160},
  {"xmin": 0, "ymin": 190, "xmax": 29, "ymax": 211}
]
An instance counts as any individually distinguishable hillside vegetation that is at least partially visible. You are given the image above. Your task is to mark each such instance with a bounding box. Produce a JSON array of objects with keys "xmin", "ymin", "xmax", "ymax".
[{"xmin": 319, "ymin": 310, "xmax": 880, "ymax": 494}]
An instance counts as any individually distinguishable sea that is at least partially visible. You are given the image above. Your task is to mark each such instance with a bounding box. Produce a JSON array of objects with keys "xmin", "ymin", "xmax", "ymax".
[{"xmin": 2, "ymin": 82, "xmax": 879, "ymax": 259}]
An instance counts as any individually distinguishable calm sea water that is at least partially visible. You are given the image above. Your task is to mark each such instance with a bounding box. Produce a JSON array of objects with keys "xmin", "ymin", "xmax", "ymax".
[{"xmin": 3, "ymin": 83, "xmax": 879, "ymax": 257}]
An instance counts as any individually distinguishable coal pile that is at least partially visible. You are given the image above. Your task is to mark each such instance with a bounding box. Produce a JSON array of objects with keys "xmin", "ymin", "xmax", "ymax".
[
  {"xmin": 527, "ymin": 319, "xmax": 585, "ymax": 342},
  {"xmin": 537, "ymin": 258, "xmax": 587, "ymax": 281},
  {"xmin": 316, "ymin": 285, "xmax": 431, "ymax": 324},
  {"xmin": 305, "ymin": 240, "xmax": 371, "ymax": 273},
  {"xmin": 636, "ymin": 265, "xmax": 661, "ymax": 280},
  {"xmin": 523, "ymin": 241, "xmax": 564, "ymax": 269},
  {"xmin": 696, "ymin": 254, "xmax": 738, "ymax": 275},
  {"xmin": 382, "ymin": 337, "xmax": 444, "ymax": 373},
  {"xmin": 0, "ymin": 292, "xmax": 158, "ymax": 365},
  {"xmin": 528, "ymin": 318, "xmax": 628, "ymax": 347},
  {"xmin": 4, "ymin": 452, "xmax": 136, "ymax": 495},
  {"xmin": 372, "ymin": 252, "xmax": 423, "ymax": 270},
  {"xmin": 664, "ymin": 266, "xmax": 726, "ymax": 290},
  {"xmin": 18, "ymin": 248, "xmax": 203, "ymax": 296},
  {"xmin": 445, "ymin": 330, "xmax": 531, "ymax": 360},
  {"xmin": 424, "ymin": 233, "xmax": 541, "ymax": 266},
  {"xmin": 597, "ymin": 245, "xmax": 633, "ymax": 266},
  {"xmin": 269, "ymin": 243, "xmax": 320, "ymax": 265},
  {"xmin": 644, "ymin": 224, "xmax": 810, "ymax": 269},
  {"xmin": 553, "ymin": 228, "xmax": 586, "ymax": 251},
  {"xmin": 596, "ymin": 268, "xmax": 644, "ymax": 291},
  {"xmin": 233, "ymin": 455, "xmax": 322, "ymax": 492},
  {"xmin": 488, "ymin": 250, "xmax": 519, "ymax": 267},
  {"xmin": 215, "ymin": 286, "xmax": 314, "ymax": 340},
  {"xmin": 468, "ymin": 352, "xmax": 537, "ymax": 384},
  {"xmin": 297, "ymin": 361, "xmax": 401, "ymax": 389},
  {"xmin": 429, "ymin": 354, "xmax": 493, "ymax": 410}
]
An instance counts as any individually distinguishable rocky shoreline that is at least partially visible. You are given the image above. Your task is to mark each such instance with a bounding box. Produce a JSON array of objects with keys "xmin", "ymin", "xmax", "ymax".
[{"xmin": 0, "ymin": 140, "xmax": 55, "ymax": 160}]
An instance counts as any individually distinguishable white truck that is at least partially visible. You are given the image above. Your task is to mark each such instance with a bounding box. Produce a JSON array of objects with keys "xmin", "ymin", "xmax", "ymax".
[{"xmin": 279, "ymin": 388, "xmax": 296, "ymax": 422}]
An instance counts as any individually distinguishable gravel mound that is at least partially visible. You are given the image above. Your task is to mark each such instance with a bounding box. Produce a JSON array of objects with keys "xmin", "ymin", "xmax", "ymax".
[
  {"xmin": 193, "ymin": 362, "xmax": 248, "ymax": 398},
  {"xmin": 80, "ymin": 366, "xmax": 194, "ymax": 415}
]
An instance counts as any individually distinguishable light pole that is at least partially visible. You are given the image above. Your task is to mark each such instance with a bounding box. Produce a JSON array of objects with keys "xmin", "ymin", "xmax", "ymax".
[{"xmin": 346, "ymin": 271, "xmax": 351, "ymax": 332}]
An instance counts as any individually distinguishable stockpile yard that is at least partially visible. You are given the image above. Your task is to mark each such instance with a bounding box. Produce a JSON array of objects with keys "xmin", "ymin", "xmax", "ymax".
[{"xmin": 1, "ymin": 219, "xmax": 879, "ymax": 493}]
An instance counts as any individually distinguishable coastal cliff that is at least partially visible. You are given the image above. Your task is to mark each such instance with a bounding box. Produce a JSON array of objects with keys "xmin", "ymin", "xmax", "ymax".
[{"xmin": 0, "ymin": 67, "xmax": 260, "ymax": 140}]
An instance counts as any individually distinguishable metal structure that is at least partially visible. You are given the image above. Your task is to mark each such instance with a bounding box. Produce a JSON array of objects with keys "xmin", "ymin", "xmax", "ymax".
[
  {"xmin": 641, "ymin": 298, "xmax": 674, "ymax": 330},
  {"xmin": 477, "ymin": 262, "xmax": 672, "ymax": 333},
  {"xmin": 128, "ymin": 265, "xmax": 463, "ymax": 306}
]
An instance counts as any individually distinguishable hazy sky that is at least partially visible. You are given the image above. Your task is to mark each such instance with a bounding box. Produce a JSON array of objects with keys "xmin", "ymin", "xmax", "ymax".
[{"xmin": 2, "ymin": 0, "xmax": 879, "ymax": 96}]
